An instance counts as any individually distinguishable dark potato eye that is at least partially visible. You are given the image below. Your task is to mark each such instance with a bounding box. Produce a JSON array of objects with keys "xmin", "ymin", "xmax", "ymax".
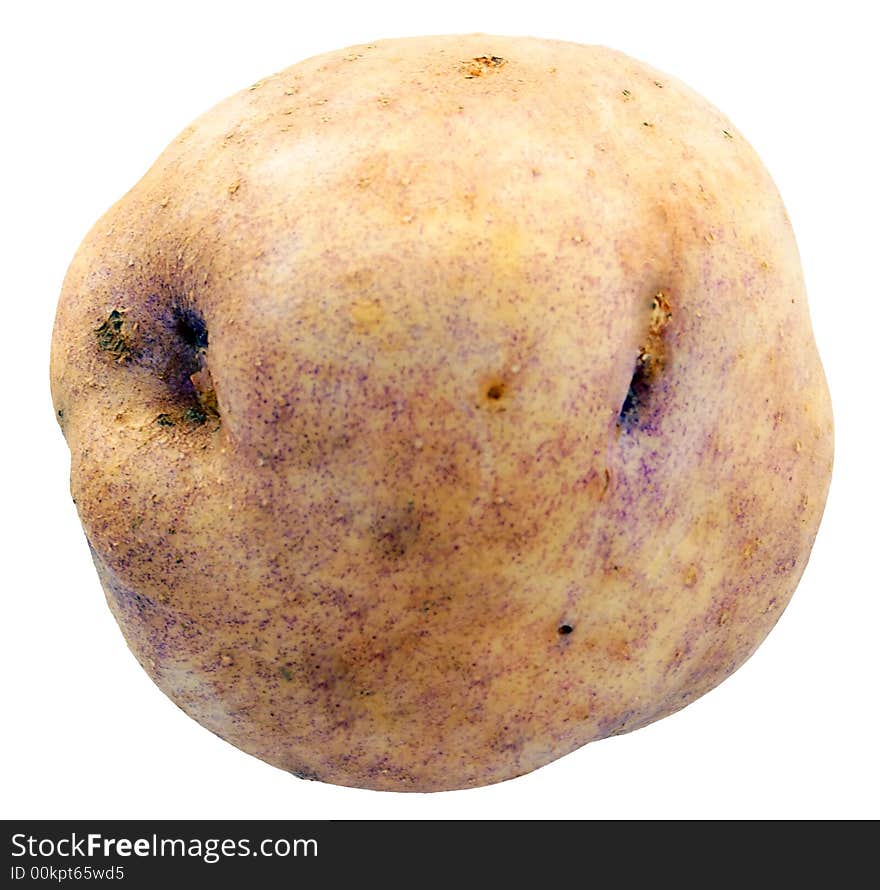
[
  {"xmin": 175, "ymin": 308, "xmax": 209, "ymax": 350},
  {"xmin": 617, "ymin": 291, "xmax": 672, "ymax": 431}
]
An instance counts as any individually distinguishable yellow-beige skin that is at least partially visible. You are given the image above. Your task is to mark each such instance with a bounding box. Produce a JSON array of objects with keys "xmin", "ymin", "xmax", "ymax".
[{"xmin": 50, "ymin": 35, "xmax": 833, "ymax": 791}]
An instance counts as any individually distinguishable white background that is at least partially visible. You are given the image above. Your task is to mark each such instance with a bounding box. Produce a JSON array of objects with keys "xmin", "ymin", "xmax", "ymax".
[{"xmin": 3, "ymin": 0, "xmax": 877, "ymax": 819}]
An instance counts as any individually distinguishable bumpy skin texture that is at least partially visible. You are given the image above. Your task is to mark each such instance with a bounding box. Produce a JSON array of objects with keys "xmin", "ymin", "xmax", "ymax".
[{"xmin": 50, "ymin": 35, "xmax": 833, "ymax": 791}]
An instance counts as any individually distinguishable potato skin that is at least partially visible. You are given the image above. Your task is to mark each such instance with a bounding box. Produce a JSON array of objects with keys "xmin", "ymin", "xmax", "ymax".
[{"xmin": 51, "ymin": 35, "xmax": 833, "ymax": 791}]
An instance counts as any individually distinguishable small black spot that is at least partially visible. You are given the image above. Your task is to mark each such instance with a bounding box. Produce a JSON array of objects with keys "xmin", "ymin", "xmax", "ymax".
[
  {"xmin": 57, "ymin": 408, "xmax": 64, "ymax": 419},
  {"xmin": 558, "ymin": 624, "xmax": 574, "ymax": 635},
  {"xmin": 156, "ymin": 413, "xmax": 175, "ymax": 427}
]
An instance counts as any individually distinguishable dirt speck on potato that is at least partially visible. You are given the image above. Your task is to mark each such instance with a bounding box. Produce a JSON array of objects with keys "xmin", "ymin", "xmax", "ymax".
[
  {"xmin": 463, "ymin": 55, "xmax": 507, "ymax": 78},
  {"xmin": 95, "ymin": 309, "xmax": 133, "ymax": 361}
]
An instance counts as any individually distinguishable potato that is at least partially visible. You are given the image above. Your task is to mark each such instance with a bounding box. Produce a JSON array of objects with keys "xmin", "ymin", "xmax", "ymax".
[{"xmin": 50, "ymin": 35, "xmax": 833, "ymax": 791}]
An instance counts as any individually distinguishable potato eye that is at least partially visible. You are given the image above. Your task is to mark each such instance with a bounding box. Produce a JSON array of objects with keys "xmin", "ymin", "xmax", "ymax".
[{"xmin": 175, "ymin": 307, "xmax": 209, "ymax": 350}]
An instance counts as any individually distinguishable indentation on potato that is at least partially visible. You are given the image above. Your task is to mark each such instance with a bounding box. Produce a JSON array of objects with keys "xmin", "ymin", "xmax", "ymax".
[
  {"xmin": 558, "ymin": 624, "xmax": 574, "ymax": 635},
  {"xmin": 174, "ymin": 307, "xmax": 209, "ymax": 350},
  {"xmin": 95, "ymin": 309, "xmax": 134, "ymax": 362},
  {"xmin": 480, "ymin": 376, "xmax": 508, "ymax": 411},
  {"xmin": 617, "ymin": 291, "xmax": 672, "ymax": 430},
  {"xmin": 161, "ymin": 306, "xmax": 220, "ymax": 425},
  {"xmin": 486, "ymin": 381, "xmax": 505, "ymax": 401}
]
